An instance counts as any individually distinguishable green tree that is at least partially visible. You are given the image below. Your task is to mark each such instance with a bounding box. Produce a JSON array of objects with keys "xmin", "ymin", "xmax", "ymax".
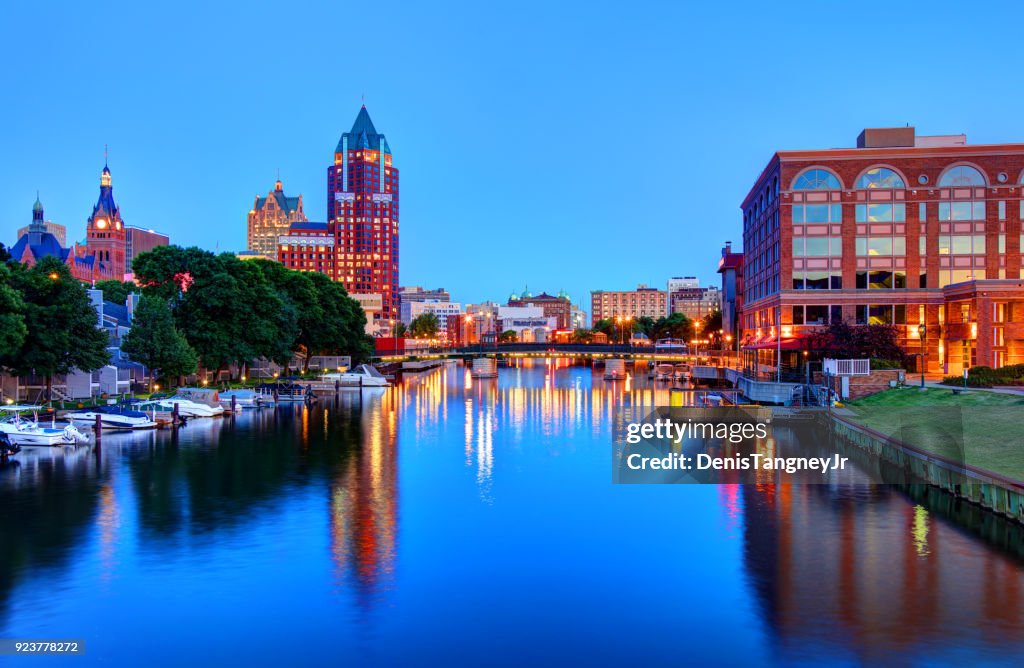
[
  {"xmin": 592, "ymin": 318, "xmax": 614, "ymax": 336},
  {"xmin": 0, "ymin": 263, "xmax": 27, "ymax": 358},
  {"xmin": 94, "ymin": 279, "xmax": 138, "ymax": 305},
  {"xmin": 392, "ymin": 321, "xmax": 408, "ymax": 338},
  {"xmin": 634, "ymin": 316, "xmax": 655, "ymax": 338},
  {"xmin": 652, "ymin": 313, "xmax": 693, "ymax": 341},
  {"xmin": 409, "ymin": 312, "xmax": 440, "ymax": 339},
  {"xmin": 121, "ymin": 295, "xmax": 198, "ymax": 386},
  {"xmin": 498, "ymin": 329, "xmax": 518, "ymax": 343},
  {"xmin": 570, "ymin": 328, "xmax": 593, "ymax": 344},
  {"xmin": 2, "ymin": 257, "xmax": 110, "ymax": 401}
]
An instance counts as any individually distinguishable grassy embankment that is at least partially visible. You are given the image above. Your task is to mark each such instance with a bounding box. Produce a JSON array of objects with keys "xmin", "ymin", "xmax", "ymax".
[{"xmin": 844, "ymin": 388, "xmax": 1024, "ymax": 481}]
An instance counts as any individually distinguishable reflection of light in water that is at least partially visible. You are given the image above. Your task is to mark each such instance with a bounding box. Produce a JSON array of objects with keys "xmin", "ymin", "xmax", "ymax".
[
  {"xmin": 464, "ymin": 398, "xmax": 473, "ymax": 467},
  {"xmin": 97, "ymin": 482, "xmax": 121, "ymax": 582},
  {"xmin": 913, "ymin": 505, "xmax": 930, "ymax": 556},
  {"xmin": 328, "ymin": 387, "xmax": 398, "ymax": 606},
  {"xmin": 476, "ymin": 405, "xmax": 494, "ymax": 500},
  {"xmin": 719, "ymin": 483, "xmax": 741, "ymax": 535}
]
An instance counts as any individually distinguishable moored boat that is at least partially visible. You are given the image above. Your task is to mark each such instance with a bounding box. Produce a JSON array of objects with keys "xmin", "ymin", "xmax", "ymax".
[
  {"xmin": 0, "ymin": 406, "xmax": 90, "ymax": 446},
  {"xmin": 66, "ymin": 404, "xmax": 158, "ymax": 430},
  {"xmin": 321, "ymin": 364, "xmax": 389, "ymax": 387},
  {"xmin": 654, "ymin": 364, "xmax": 674, "ymax": 381},
  {"xmin": 135, "ymin": 397, "xmax": 224, "ymax": 418}
]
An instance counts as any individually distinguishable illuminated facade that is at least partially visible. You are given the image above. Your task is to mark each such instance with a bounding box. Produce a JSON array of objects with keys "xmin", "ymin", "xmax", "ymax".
[
  {"xmin": 590, "ymin": 285, "xmax": 667, "ymax": 326},
  {"xmin": 85, "ymin": 163, "xmax": 127, "ymax": 278},
  {"xmin": 279, "ymin": 106, "xmax": 399, "ymax": 324},
  {"xmin": 507, "ymin": 288, "xmax": 572, "ymax": 329},
  {"xmin": 247, "ymin": 179, "xmax": 307, "ymax": 260},
  {"xmin": 740, "ymin": 127, "xmax": 1024, "ymax": 374}
]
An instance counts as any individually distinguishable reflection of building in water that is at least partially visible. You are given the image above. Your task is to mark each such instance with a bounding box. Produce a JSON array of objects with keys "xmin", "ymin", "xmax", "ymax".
[
  {"xmin": 329, "ymin": 393, "xmax": 399, "ymax": 605},
  {"xmin": 740, "ymin": 483, "xmax": 1024, "ymax": 661}
]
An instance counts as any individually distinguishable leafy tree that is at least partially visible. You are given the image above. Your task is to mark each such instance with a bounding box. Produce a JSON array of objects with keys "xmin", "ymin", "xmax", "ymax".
[
  {"xmin": 570, "ymin": 328, "xmax": 593, "ymax": 344},
  {"xmin": 0, "ymin": 243, "xmax": 11, "ymax": 263},
  {"xmin": 651, "ymin": 313, "xmax": 693, "ymax": 341},
  {"xmin": 409, "ymin": 312, "xmax": 440, "ymax": 339},
  {"xmin": 392, "ymin": 321, "xmax": 408, "ymax": 338},
  {"xmin": 94, "ymin": 279, "xmax": 138, "ymax": 305},
  {"xmin": 1, "ymin": 257, "xmax": 110, "ymax": 401},
  {"xmin": 808, "ymin": 322, "xmax": 906, "ymax": 364},
  {"xmin": 701, "ymin": 309, "xmax": 723, "ymax": 335},
  {"xmin": 634, "ymin": 316, "xmax": 655, "ymax": 338},
  {"xmin": 592, "ymin": 318, "xmax": 614, "ymax": 336},
  {"xmin": 0, "ymin": 263, "xmax": 27, "ymax": 358},
  {"xmin": 498, "ymin": 329, "xmax": 518, "ymax": 343},
  {"xmin": 121, "ymin": 295, "xmax": 198, "ymax": 386}
]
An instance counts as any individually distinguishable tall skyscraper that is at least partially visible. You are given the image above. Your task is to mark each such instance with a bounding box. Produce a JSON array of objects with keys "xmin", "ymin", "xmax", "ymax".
[
  {"xmin": 278, "ymin": 105, "xmax": 400, "ymax": 326},
  {"xmin": 328, "ymin": 105, "xmax": 399, "ymax": 322},
  {"xmin": 247, "ymin": 179, "xmax": 307, "ymax": 259}
]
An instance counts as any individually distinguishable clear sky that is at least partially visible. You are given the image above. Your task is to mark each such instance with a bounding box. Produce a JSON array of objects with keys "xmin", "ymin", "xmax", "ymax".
[{"xmin": 4, "ymin": 1, "xmax": 1024, "ymax": 311}]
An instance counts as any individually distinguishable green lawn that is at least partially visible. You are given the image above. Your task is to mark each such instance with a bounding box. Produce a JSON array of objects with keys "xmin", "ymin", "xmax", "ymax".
[{"xmin": 843, "ymin": 388, "xmax": 1024, "ymax": 482}]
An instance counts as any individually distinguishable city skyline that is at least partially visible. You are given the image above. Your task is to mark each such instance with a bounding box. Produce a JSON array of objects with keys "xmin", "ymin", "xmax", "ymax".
[{"xmin": 5, "ymin": 1, "xmax": 1024, "ymax": 306}]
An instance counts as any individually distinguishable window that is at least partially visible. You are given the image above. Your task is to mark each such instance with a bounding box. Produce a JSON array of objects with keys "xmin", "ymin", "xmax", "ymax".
[
  {"xmin": 938, "ymin": 165, "xmax": 986, "ymax": 187},
  {"xmin": 939, "ymin": 201, "xmax": 985, "ymax": 221},
  {"xmin": 792, "ymin": 169, "xmax": 841, "ymax": 190},
  {"xmin": 856, "ymin": 203, "xmax": 906, "ymax": 222},
  {"xmin": 919, "ymin": 202, "xmax": 926, "ymax": 222},
  {"xmin": 791, "ymin": 203, "xmax": 842, "ymax": 223},
  {"xmin": 806, "ymin": 305, "xmax": 829, "ymax": 325},
  {"xmin": 856, "ymin": 167, "xmax": 905, "ymax": 189}
]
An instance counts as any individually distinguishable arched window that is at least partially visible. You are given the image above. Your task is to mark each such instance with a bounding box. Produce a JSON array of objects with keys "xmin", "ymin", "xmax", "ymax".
[
  {"xmin": 792, "ymin": 169, "xmax": 841, "ymax": 190},
  {"xmin": 938, "ymin": 165, "xmax": 986, "ymax": 187},
  {"xmin": 856, "ymin": 167, "xmax": 905, "ymax": 189}
]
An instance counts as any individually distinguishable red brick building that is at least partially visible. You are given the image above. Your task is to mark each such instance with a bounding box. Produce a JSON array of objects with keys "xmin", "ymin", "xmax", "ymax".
[
  {"xmin": 507, "ymin": 289, "xmax": 572, "ymax": 329},
  {"xmin": 278, "ymin": 106, "xmax": 399, "ymax": 326},
  {"xmin": 740, "ymin": 127, "xmax": 1024, "ymax": 375}
]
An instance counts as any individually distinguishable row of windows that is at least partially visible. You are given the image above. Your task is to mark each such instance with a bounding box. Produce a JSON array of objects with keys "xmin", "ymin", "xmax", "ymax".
[{"xmin": 790, "ymin": 164, "xmax": 996, "ymax": 191}]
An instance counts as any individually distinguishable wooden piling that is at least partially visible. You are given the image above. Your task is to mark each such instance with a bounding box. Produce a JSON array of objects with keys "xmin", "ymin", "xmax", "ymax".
[{"xmin": 94, "ymin": 413, "xmax": 102, "ymax": 444}]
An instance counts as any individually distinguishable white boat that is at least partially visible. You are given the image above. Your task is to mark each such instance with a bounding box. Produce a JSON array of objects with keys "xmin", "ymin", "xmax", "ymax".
[
  {"xmin": 137, "ymin": 398, "xmax": 224, "ymax": 418},
  {"xmin": 66, "ymin": 404, "xmax": 158, "ymax": 430},
  {"xmin": 0, "ymin": 406, "xmax": 90, "ymax": 446},
  {"xmin": 673, "ymin": 364, "xmax": 691, "ymax": 381},
  {"xmin": 218, "ymin": 389, "xmax": 265, "ymax": 410},
  {"xmin": 322, "ymin": 364, "xmax": 389, "ymax": 387},
  {"xmin": 654, "ymin": 364, "xmax": 674, "ymax": 381}
]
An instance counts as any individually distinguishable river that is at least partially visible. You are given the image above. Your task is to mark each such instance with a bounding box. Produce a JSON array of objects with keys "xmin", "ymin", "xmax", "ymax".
[{"xmin": 1, "ymin": 359, "xmax": 1021, "ymax": 666}]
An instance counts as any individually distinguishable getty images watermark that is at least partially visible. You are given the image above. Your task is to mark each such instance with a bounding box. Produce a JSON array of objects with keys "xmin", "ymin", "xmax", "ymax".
[{"xmin": 611, "ymin": 406, "xmax": 966, "ymax": 485}]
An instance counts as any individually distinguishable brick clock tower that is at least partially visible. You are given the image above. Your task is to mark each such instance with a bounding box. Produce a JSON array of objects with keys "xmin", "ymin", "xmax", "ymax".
[
  {"xmin": 327, "ymin": 106, "xmax": 399, "ymax": 322},
  {"xmin": 85, "ymin": 162, "xmax": 127, "ymax": 277}
]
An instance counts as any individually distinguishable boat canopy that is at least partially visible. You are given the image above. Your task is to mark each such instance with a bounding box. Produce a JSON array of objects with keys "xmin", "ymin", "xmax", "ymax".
[
  {"xmin": 356, "ymin": 364, "xmax": 385, "ymax": 378},
  {"xmin": 0, "ymin": 405, "xmax": 45, "ymax": 412}
]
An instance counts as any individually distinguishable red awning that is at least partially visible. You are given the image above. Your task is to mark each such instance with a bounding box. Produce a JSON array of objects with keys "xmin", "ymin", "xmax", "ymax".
[{"xmin": 743, "ymin": 338, "xmax": 805, "ymax": 351}]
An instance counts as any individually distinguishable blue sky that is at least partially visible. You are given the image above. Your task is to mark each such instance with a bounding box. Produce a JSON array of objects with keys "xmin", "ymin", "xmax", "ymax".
[{"xmin": 4, "ymin": 1, "xmax": 1023, "ymax": 310}]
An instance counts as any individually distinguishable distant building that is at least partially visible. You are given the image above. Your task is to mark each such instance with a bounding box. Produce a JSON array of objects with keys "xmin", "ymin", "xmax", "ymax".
[
  {"xmin": 248, "ymin": 179, "xmax": 307, "ymax": 260},
  {"xmin": 507, "ymin": 287, "xmax": 572, "ymax": 329},
  {"xmin": 497, "ymin": 306, "xmax": 555, "ymax": 342},
  {"xmin": 279, "ymin": 106, "xmax": 399, "ymax": 325},
  {"xmin": 717, "ymin": 241, "xmax": 744, "ymax": 342},
  {"xmin": 400, "ymin": 300, "xmax": 462, "ymax": 338},
  {"xmin": 399, "ymin": 286, "xmax": 450, "ymax": 304},
  {"xmin": 84, "ymin": 162, "xmax": 128, "ymax": 278},
  {"xmin": 590, "ymin": 285, "xmax": 666, "ymax": 326},
  {"xmin": 10, "ymin": 195, "xmax": 116, "ymax": 282},
  {"xmin": 126, "ymin": 226, "xmax": 169, "ymax": 269},
  {"xmin": 16, "ymin": 206, "xmax": 66, "ymax": 246},
  {"xmin": 570, "ymin": 303, "xmax": 588, "ymax": 330},
  {"xmin": 666, "ymin": 276, "xmax": 699, "ymax": 301},
  {"xmin": 668, "ymin": 281, "xmax": 721, "ymax": 321}
]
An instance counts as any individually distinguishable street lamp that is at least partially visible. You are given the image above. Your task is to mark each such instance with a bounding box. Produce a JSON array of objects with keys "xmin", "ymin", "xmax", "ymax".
[{"xmin": 918, "ymin": 323, "xmax": 927, "ymax": 389}]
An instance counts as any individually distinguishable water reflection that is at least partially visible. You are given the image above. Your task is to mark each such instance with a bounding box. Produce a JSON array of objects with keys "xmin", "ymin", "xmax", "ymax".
[{"xmin": 0, "ymin": 358, "xmax": 1020, "ymax": 665}]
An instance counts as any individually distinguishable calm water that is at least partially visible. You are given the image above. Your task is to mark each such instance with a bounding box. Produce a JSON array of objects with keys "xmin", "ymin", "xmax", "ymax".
[{"xmin": 1, "ymin": 359, "xmax": 1023, "ymax": 666}]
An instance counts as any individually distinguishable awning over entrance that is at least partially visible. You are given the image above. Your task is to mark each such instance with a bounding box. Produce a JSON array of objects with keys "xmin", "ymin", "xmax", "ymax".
[{"xmin": 743, "ymin": 337, "xmax": 805, "ymax": 351}]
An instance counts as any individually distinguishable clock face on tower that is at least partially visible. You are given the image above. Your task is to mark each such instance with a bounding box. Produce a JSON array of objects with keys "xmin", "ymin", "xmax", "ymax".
[{"xmin": 96, "ymin": 218, "xmax": 107, "ymax": 229}]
